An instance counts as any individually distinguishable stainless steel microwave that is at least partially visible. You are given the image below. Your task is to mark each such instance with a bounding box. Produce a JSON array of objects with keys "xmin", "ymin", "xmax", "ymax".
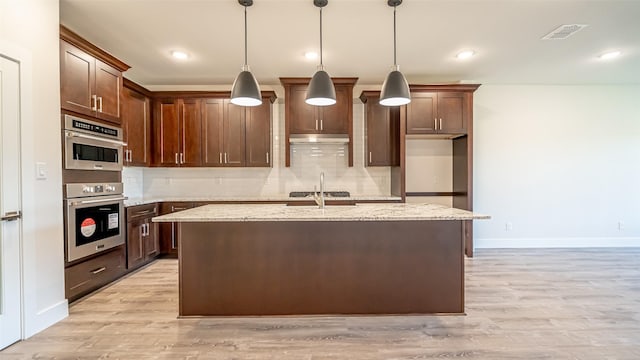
[{"xmin": 63, "ymin": 115, "xmax": 126, "ymax": 171}]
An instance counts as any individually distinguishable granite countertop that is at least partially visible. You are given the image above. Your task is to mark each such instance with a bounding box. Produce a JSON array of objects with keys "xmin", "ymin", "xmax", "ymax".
[
  {"xmin": 124, "ymin": 195, "xmax": 403, "ymax": 207},
  {"xmin": 152, "ymin": 203, "xmax": 490, "ymax": 222}
]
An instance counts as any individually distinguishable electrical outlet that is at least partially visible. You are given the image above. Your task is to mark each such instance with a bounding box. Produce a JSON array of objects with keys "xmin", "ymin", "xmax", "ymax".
[
  {"xmin": 618, "ymin": 221, "xmax": 624, "ymax": 231},
  {"xmin": 505, "ymin": 222, "xmax": 513, "ymax": 231}
]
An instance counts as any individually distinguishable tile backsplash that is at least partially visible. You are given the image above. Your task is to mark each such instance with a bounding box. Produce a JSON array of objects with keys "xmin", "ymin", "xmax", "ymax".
[{"xmin": 122, "ymin": 102, "xmax": 393, "ymax": 199}]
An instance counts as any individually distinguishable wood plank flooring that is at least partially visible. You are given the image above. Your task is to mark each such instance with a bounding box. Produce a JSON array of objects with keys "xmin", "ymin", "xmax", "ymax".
[{"xmin": 2, "ymin": 248, "xmax": 640, "ymax": 359}]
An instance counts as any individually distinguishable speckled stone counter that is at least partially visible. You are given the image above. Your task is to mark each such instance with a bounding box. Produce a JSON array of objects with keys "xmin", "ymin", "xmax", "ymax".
[
  {"xmin": 125, "ymin": 195, "xmax": 402, "ymax": 207},
  {"xmin": 152, "ymin": 203, "xmax": 488, "ymax": 222},
  {"xmin": 164, "ymin": 203, "xmax": 488, "ymax": 317}
]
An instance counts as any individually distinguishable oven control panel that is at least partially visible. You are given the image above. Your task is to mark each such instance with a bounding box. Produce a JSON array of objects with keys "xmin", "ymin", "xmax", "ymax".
[{"xmin": 65, "ymin": 182, "xmax": 124, "ymax": 199}]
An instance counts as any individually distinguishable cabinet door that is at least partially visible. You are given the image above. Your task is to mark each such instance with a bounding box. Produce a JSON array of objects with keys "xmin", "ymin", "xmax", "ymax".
[
  {"xmin": 60, "ymin": 40, "xmax": 96, "ymax": 117},
  {"xmin": 144, "ymin": 222, "xmax": 159, "ymax": 260},
  {"xmin": 159, "ymin": 202, "xmax": 193, "ymax": 257},
  {"xmin": 122, "ymin": 88, "xmax": 150, "ymax": 166},
  {"xmin": 289, "ymin": 85, "xmax": 319, "ymax": 134},
  {"xmin": 201, "ymin": 98, "xmax": 225, "ymax": 166},
  {"xmin": 154, "ymin": 99, "xmax": 180, "ymax": 166},
  {"xmin": 180, "ymin": 99, "xmax": 202, "ymax": 166},
  {"xmin": 126, "ymin": 219, "xmax": 145, "ymax": 269},
  {"xmin": 223, "ymin": 100, "xmax": 246, "ymax": 166},
  {"xmin": 366, "ymin": 100, "xmax": 399, "ymax": 166},
  {"xmin": 94, "ymin": 59, "xmax": 122, "ymax": 124},
  {"xmin": 406, "ymin": 92, "xmax": 437, "ymax": 134},
  {"xmin": 437, "ymin": 92, "xmax": 467, "ymax": 134},
  {"xmin": 245, "ymin": 100, "xmax": 271, "ymax": 167},
  {"xmin": 319, "ymin": 85, "xmax": 350, "ymax": 134}
]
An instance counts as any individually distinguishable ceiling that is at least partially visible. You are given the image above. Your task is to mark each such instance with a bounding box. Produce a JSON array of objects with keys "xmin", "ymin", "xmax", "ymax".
[{"xmin": 60, "ymin": 0, "xmax": 640, "ymax": 88}]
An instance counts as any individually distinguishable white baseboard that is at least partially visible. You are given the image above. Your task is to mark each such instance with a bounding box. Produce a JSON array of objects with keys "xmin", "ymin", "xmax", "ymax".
[
  {"xmin": 475, "ymin": 237, "xmax": 640, "ymax": 249},
  {"xmin": 24, "ymin": 299, "xmax": 69, "ymax": 339}
]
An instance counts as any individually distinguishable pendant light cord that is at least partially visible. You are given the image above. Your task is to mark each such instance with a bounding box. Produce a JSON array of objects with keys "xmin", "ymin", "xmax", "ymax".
[
  {"xmin": 393, "ymin": 5, "xmax": 397, "ymax": 66},
  {"xmin": 244, "ymin": 5, "xmax": 248, "ymax": 66},
  {"xmin": 319, "ymin": 7, "xmax": 324, "ymax": 66}
]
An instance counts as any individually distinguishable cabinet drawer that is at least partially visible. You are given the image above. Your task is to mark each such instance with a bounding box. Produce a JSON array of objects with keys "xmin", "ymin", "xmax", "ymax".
[
  {"xmin": 65, "ymin": 246, "xmax": 126, "ymax": 301},
  {"xmin": 126, "ymin": 203, "xmax": 158, "ymax": 221}
]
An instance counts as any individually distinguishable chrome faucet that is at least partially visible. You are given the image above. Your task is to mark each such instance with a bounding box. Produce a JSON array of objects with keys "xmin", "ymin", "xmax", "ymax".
[{"xmin": 314, "ymin": 172, "xmax": 325, "ymax": 209}]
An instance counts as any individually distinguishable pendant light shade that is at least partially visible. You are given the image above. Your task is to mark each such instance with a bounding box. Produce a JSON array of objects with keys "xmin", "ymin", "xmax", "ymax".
[
  {"xmin": 307, "ymin": 67, "xmax": 336, "ymax": 106},
  {"xmin": 230, "ymin": 0, "xmax": 262, "ymax": 107},
  {"xmin": 380, "ymin": 0, "xmax": 411, "ymax": 107},
  {"xmin": 305, "ymin": 0, "xmax": 336, "ymax": 106}
]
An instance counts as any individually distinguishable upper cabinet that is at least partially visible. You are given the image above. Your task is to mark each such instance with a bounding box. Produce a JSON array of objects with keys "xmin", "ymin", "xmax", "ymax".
[
  {"xmin": 153, "ymin": 98, "xmax": 202, "ymax": 167},
  {"xmin": 280, "ymin": 77, "xmax": 358, "ymax": 167},
  {"xmin": 201, "ymin": 95, "xmax": 274, "ymax": 167},
  {"xmin": 59, "ymin": 26, "xmax": 130, "ymax": 124},
  {"xmin": 405, "ymin": 88, "xmax": 471, "ymax": 136},
  {"xmin": 360, "ymin": 91, "xmax": 400, "ymax": 167},
  {"xmin": 122, "ymin": 79, "xmax": 152, "ymax": 167},
  {"xmin": 154, "ymin": 92, "xmax": 276, "ymax": 168}
]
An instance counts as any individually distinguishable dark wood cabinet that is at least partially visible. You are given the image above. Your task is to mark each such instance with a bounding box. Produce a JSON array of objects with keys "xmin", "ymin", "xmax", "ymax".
[
  {"xmin": 60, "ymin": 26, "xmax": 130, "ymax": 125},
  {"xmin": 245, "ymin": 101, "xmax": 272, "ymax": 167},
  {"xmin": 153, "ymin": 98, "xmax": 202, "ymax": 166},
  {"xmin": 64, "ymin": 246, "xmax": 126, "ymax": 302},
  {"xmin": 201, "ymin": 96, "xmax": 273, "ymax": 167},
  {"xmin": 406, "ymin": 90, "xmax": 468, "ymax": 135},
  {"xmin": 126, "ymin": 204, "xmax": 159, "ymax": 270},
  {"xmin": 280, "ymin": 77, "xmax": 357, "ymax": 166},
  {"xmin": 122, "ymin": 81, "xmax": 151, "ymax": 166},
  {"xmin": 285, "ymin": 84, "xmax": 351, "ymax": 135},
  {"xmin": 360, "ymin": 91, "xmax": 400, "ymax": 167},
  {"xmin": 159, "ymin": 202, "xmax": 195, "ymax": 257}
]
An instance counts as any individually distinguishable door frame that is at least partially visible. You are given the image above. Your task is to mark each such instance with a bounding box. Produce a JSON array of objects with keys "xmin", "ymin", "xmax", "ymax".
[{"xmin": 0, "ymin": 39, "xmax": 33, "ymax": 341}]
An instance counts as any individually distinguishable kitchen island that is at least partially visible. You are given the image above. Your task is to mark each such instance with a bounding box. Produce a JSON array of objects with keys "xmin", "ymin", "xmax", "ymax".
[{"xmin": 153, "ymin": 203, "xmax": 488, "ymax": 316}]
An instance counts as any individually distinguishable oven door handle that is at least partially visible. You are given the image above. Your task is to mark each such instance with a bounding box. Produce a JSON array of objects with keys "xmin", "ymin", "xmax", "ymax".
[
  {"xmin": 65, "ymin": 130, "xmax": 128, "ymax": 147},
  {"xmin": 69, "ymin": 196, "xmax": 128, "ymax": 206}
]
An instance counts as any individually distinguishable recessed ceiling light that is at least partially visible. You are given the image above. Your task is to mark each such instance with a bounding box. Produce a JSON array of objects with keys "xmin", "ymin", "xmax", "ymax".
[
  {"xmin": 171, "ymin": 51, "xmax": 189, "ymax": 60},
  {"xmin": 304, "ymin": 51, "xmax": 318, "ymax": 60},
  {"xmin": 456, "ymin": 50, "xmax": 475, "ymax": 60},
  {"xmin": 599, "ymin": 51, "xmax": 621, "ymax": 60}
]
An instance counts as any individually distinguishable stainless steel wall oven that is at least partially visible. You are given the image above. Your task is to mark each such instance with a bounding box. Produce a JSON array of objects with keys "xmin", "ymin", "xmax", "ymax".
[{"xmin": 64, "ymin": 182, "xmax": 126, "ymax": 262}]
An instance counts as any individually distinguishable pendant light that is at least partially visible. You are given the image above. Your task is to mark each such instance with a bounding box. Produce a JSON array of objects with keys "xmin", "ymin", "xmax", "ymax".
[
  {"xmin": 305, "ymin": 0, "xmax": 336, "ymax": 106},
  {"xmin": 230, "ymin": 0, "xmax": 262, "ymax": 107},
  {"xmin": 379, "ymin": 0, "xmax": 411, "ymax": 106}
]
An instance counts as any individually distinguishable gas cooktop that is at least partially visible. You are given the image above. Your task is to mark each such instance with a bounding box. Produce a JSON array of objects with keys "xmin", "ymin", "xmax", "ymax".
[{"xmin": 289, "ymin": 191, "xmax": 351, "ymax": 198}]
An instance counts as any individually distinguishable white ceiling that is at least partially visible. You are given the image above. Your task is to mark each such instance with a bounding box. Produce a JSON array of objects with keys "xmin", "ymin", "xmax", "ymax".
[{"xmin": 60, "ymin": 0, "xmax": 640, "ymax": 88}]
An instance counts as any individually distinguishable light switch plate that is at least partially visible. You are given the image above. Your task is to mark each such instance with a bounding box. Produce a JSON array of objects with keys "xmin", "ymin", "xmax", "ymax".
[{"xmin": 36, "ymin": 162, "xmax": 47, "ymax": 180}]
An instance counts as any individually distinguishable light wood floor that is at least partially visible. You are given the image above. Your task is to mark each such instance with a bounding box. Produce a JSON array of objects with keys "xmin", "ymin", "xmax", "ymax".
[{"xmin": 2, "ymin": 249, "xmax": 640, "ymax": 359}]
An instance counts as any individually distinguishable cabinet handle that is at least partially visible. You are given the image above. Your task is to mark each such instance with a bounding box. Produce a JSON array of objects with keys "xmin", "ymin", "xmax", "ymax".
[
  {"xmin": 219, "ymin": 152, "xmax": 223, "ymax": 164},
  {"xmin": 91, "ymin": 267, "xmax": 106, "ymax": 275},
  {"xmin": 92, "ymin": 95, "xmax": 97, "ymax": 111},
  {"xmin": 180, "ymin": 153, "xmax": 185, "ymax": 164},
  {"xmin": 439, "ymin": 118, "xmax": 443, "ymax": 130},
  {"xmin": 315, "ymin": 119, "xmax": 318, "ymax": 130},
  {"xmin": 320, "ymin": 119, "xmax": 323, "ymax": 131},
  {"xmin": 434, "ymin": 118, "xmax": 437, "ymax": 130},
  {"xmin": 143, "ymin": 223, "xmax": 148, "ymax": 236},
  {"xmin": 369, "ymin": 151, "xmax": 372, "ymax": 164},
  {"xmin": 129, "ymin": 150, "xmax": 133, "ymax": 162},
  {"xmin": 266, "ymin": 152, "xmax": 269, "ymax": 164},
  {"xmin": 140, "ymin": 224, "xmax": 145, "ymax": 237},
  {"xmin": 146, "ymin": 223, "xmax": 150, "ymax": 236},
  {"xmin": 171, "ymin": 223, "xmax": 177, "ymax": 249},
  {"xmin": 98, "ymin": 96, "xmax": 103, "ymax": 112},
  {"xmin": 224, "ymin": 153, "xmax": 228, "ymax": 164},
  {"xmin": 175, "ymin": 153, "xmax": 179, "ymax": 164}
]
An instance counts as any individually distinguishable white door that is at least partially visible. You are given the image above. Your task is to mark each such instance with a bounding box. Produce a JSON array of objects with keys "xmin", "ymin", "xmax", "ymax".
[{"xmin": 0, "ymin": 55, "xmax": 23, "ymax": 350}]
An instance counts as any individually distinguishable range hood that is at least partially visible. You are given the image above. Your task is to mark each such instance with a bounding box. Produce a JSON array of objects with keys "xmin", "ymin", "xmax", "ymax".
[{"xmin": 289, "ymin": 134, "xmax": 350, "ymax": 144}]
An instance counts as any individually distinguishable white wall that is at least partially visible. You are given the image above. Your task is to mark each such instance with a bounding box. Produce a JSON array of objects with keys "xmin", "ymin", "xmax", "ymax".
[
  {"xmin": 0, "ymin": 0, "xmax": 68, "ymax": 337},
  {"xmin": 124, "ymin": 101, "xmax": 392, "ymax": 199},
  {"xmin": 473, "ymin": 85, "xmax": 640, "ymax": 248}
]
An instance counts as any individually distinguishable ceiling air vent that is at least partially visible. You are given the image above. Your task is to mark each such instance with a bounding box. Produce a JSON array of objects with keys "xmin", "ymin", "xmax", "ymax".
[{"xmin": 541, "ymin": 24, "xmax": 588, "ymax": 40}]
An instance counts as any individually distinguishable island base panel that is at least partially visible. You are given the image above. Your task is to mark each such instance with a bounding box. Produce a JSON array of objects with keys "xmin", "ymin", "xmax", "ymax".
[{"xmin": 179, "ymin": 221, "xmax": 463, "ymax": 316}]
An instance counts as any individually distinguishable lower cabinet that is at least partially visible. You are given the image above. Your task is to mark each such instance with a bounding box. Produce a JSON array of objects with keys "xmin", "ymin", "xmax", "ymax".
[
  {"xmin": 159, "ymin": 202, "xmax": 195, "ymax": 257},
  {"xmin": 126, "ymin": 203, "xmax": 159, "ymax": 270},
  {"xmin": 64, "ymin": 245, "xmax": 126, "ymax": 302}
]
